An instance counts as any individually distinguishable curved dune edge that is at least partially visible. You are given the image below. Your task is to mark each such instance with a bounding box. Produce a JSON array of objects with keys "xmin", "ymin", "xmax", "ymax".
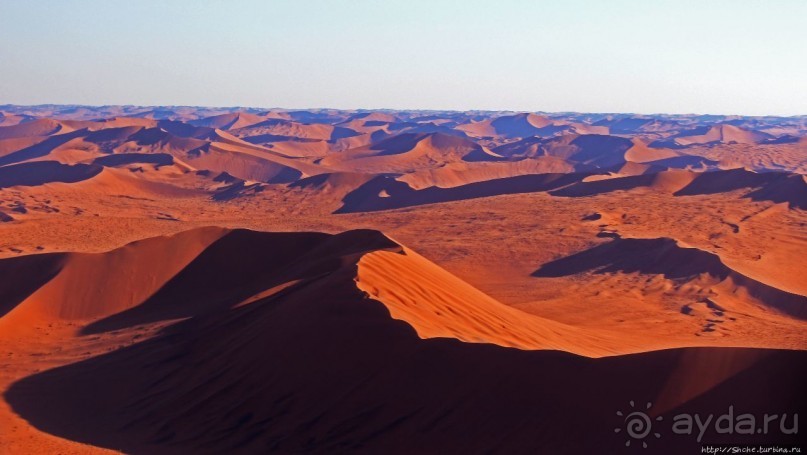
[
  {"xmin": 357, "ymin": 247, "xmax": 619, "ymax": 356},
  {"xmin": 1, "ymin": 227, "xmax": 805, "ymax": 453},
  {"xmin": 2, "ymin": 227, "xmax": 803, "ymax": 356},
  {"xmin": 0, "ymin": 226, "xmax": 618, "ymax": 356},
  {"xmin": 533, "ymin": 234, "xmax": 806, "ymax": 320}
]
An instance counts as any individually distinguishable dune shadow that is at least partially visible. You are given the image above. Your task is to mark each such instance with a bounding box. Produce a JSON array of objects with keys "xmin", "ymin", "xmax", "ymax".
[
  {"xmin": 549, "ymin": 174, "xmax": 655, "ymax": 197},
  {"xmin": 532, "ymin": 236, "xmax": 807, "ymax": 318},
  {"xmin": 92, "ymin": 153, "xmax": 174, "ymax": 167},
  {"xmin": 744, "ymin": 174, "xmax": 807, "ymax": 209},
  {"xmin": 335, "ymin": 173, "xmax": 586, "ymax": 213},
  {"xmin": 243, "ymin": 134, "xmax": 322, "ymax": 144},
  {"xmin": 329, "ymin": 126, "xmax": 361, "ymax": 141},
  {"xmin": 0, "ymin": 253, "xmax": 65, "ymax": 318},
  {"xmin": 0, "ymin": 161, "xmax": 103, "ymax": 188},
  {"xmin": 265, "ymin": 166, "xmax": 303, "ymax": 184},
  {"xmin": 673, "ymin": 169, "xmax": 780, "ymax": 196},
  {"xmin": 548, "ymin": 169, "xmax": 803, "ymax": 208},
  {"xmin": 532, "ymin": 237, "xmax": 728, "ymax": 280},
  {"xmin": 82, "ymin": 229, "xmax": 398, "ymax": 334},
  {"xmin": 0, "ymin": 130, "xmax": 88, "ymax": 166},
  {"xmin": 645, "ymin": 155, "xmax": 719, "ymax": 168},
  {"xmin": 6, "ymin": 288, "xmax": 805, "ymax": 453}
]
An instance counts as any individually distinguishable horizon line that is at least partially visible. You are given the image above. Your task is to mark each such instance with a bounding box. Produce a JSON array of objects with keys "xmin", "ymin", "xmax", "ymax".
[{"xmin": 2, "ymin": 102, "xmax": 805, "ymax": 119}]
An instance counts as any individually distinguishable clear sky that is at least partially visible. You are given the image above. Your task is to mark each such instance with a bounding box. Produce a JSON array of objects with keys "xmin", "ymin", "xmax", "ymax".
[{"xmin": 1, "ymin": 0, "xmax": 805, "ymax": 115}]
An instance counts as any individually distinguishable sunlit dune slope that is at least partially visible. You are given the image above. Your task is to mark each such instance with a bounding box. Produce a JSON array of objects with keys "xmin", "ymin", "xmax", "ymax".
[{"xmin": 0, "ymin": 228, "xmax": 803, "ymax": 454}]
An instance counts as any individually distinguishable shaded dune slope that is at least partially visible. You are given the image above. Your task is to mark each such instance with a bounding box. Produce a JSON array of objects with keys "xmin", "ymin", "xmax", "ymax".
[
  {"xmin": 0, "ymin": 161, "xmax": 103, "ymax": 188},
  {"xmin": 0, "ymin": 118, "xmax": 73, "ymax": 139},
  {"xmin": 0, "ymin": 122, "xmax": 313, "ymax": 187},
  {"xmin": 533, "ymin": 236, "xmax": 806, "ymax": 319},
  {"xmin": 494, "ymin": 134, "xmax": 632, "ymax": 168},
  {"xmin": 336, "ymin": 168, "xmax": 806, "ymax": 213},
  {"xmin": 651, "ymin": 125, "xmax": 774, "ymax": 148},
  {"xmin": 0, "ymin": 228, "xmax": 603, "ymax": 353},
  {"xmin": 7, "ymin": 320, "xmax": 805, "ymax": 453},
  {"xmin": 335, "ymin": 173, "xmax": 585, "ymax": 213},
  {"xmin": 2, "ymin": 228, "xmax": 804, "ymax": 454},
  {"xmin": 321, "ymin": 132, "xmax": 502, "ymax": 173},
  {"xmin": 551, "ymin": 168, "xmax": 806, "ymax": 208}
]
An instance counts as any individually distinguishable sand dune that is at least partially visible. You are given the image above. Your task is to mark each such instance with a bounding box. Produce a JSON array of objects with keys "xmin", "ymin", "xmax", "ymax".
[
  {"xmin": 63, "ymin": 167, "xmax": 203, "ymax": 198},
  {"xmin": 189, "ymin": 112, "xmax": 267, "ymax": 130},
  {"xmin": 1, "ymin": 228, "xmax": 803, "ymax": 453},
  {"xmin": 458, "ymin": 113, "xmax": 554, "ymax": 137},
  {"xmin": 7, "ymin": 327, "xmax": 804, "ymax": 453},
  {"xmin": 288, "ymin": 171, "xmax": 379, "ymax": 204},
  {"xmin": 233, "ymin": 118, "xmax": 359, "ymax": 142},
  {"xmin": 0, "ymin": 118, "xmax": 73, "ymax": 139},
  {"xmin": 0, "ymin": 161, "xmax": 103, "ymax": 188},
  {"xmin": 0, "ymin": 226, "xmax": 614, "ymax": 358},
  {"xmin": 654, "ymin": 124, "xmax": 775, "ymax": 148},
  {"xmin": 336, "ymin": 112, "xmax": 401, "ymax": 132},
  {"xmin": 744, "ymin": 173, "xmax": 807, "ymax": 209},
  {"xmin": 397, "ymin": 157, "xmax": 578, "ymax": 189},
  {"xmin": 321, "ymin": 132, "xmax": 502, "ymax": 173},
  {"xmin": 550, "ymin": 168, "xmax": 806, "ymax": 207},
  {"xmin": 0, "ymin": 112, "xmax": 36, "ymax": 127},
  {"xmin": 78, "ymin": 116, "xmax": 160, "ymax": 130},
  {"xmin": 533, "ymin": 235, "xmax": 805, "ymax": 319},
  {"xmin": 458, "ymin": 113, "xmax": 609, "ymax": 140},
  {"xmin": 336, "ymin": 173, "xmax": 585, "ymax": 213},
  {"xmin": 622, "ymin": 138, "xmax": 681, "ymax": 163},
  {"xmin": 0, "ymin": 227, "xmax": 226, "ymax": 333},
  {"xmin": 0, "ymin": 227, "xmax": 684, "ymax": 353},
  {"xmin": 333, "ymin": 166, "xmax": 807, "ymax": 213},
  {"xmin": 0, "ymin": 122, "xmax": 318, "ymax": 188},
  {"xmin": 0, "ymin": 136, "xmax": 50, "ymax": 157},
  {"xmin": 495, "ymin": 134, "xmax": 634, "ymax": 168},
  {"xmin": 0, "ymin": 106, "xmax": 805, "ymax": 454},
  {"xmin": 92, "ymin": 152, "xmax": 174, "ymax": 167},
  {"xmin": 550, "ymin": 169, "xmax": 700, "ymax": 197},
  {"xmin": 226, "ymin": 119, "xmax": 361, "ymax": 158},
  {"xmin": 593, "ymin": 116, "xmax": 683, "ymax": 133}
]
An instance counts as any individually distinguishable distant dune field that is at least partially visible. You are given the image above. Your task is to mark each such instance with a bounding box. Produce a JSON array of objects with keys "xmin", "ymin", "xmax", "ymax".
[{"xmin": 0, "ymin": 105, "xmax": 804, "ymax": 453}]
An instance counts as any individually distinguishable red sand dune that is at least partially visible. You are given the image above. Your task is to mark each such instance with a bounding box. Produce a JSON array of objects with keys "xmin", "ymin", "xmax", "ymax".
[
  {"xmin": 336, "ymin": 173, "xmax": 586, "ymax": 212},
  {"xmin": 0, "ymin": 161, "xmax": 103, "ymax": 188},
  {"xmin": 0, "ymin": 118, "xmax": 74, "ymax": 139},
  {"xmin": 533, "ymin": 234, "xmax": 806, "ymax": 319},
  {"xmin": 189, "ymin": 112, "xmax": 268, "ymax": 131},
  {"xmin": 320, "ymin": 132, "xmax": 502, "ymax": 173},
  {"xmin": 548, "ymin": 168, "xmax": 806, "ymax": 207},
  {"xmin": 397, "ymin": 157, "xmax": 578, "ymax": 189},
  {"xmin": 0, "ymin": 112, "xmax": 36, "ymax": 127},
  {"xmin": 0, "ymin": 106, "xmax": 804, "ymax": 454},
  {"xmin": 458, "ymin": 113, "xmax": 554, "ymax": 137},
  {"xmin": 494, "ymin": 134, "xmax": 633, "ymax": 168},
  {"xmin": 458, "ymin": 113, "xmax": 608, "ymax": 139},
  {"xmin": 657, "ymin": 124, "xmax": 775, "ymax": 147},
  {"xmin": 0, "ymin": 136, "xmax": 50, "ymax": 158},
  {"xmin": 233, "ymin": 118, "xmax": 359, "ymax": 142},
  {"xmin": 0, "ymin": 228, "xmax": 803, "ymax": 453}
]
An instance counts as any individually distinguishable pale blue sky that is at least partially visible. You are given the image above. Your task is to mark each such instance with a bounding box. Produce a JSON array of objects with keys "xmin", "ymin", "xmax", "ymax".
[{"xmin": 1, "ymin": 0, "xmax": 805, "ymax": 115}]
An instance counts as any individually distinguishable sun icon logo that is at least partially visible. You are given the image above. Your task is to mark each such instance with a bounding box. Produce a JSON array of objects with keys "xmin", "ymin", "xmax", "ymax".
[{"xmin": 614, "ymin": 401, "xmax": 663, "ymax": 449}]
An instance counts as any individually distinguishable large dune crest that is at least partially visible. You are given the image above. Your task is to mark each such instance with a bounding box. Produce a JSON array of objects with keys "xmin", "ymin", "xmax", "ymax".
[
  {"xmin": 0, "ymin": 105, "xmax": 805, "ymax": 453},
  {"xmin": 1, "ymin": 227, "xmax": 803, "ymax": 454},
  {"xmin": 533, "ymin": 234, "xmax": 806, "ymax": 319},
  {"xmin": 320, "ymin": 132, "xmax": 502, "ymax": 173},
  {"xmin": 0, "ymin": 227, "xmax": 613, "ymax": 355},
  {"xmin": 652, "ymin": 124, "xmax": 776, "ymax": 148}
]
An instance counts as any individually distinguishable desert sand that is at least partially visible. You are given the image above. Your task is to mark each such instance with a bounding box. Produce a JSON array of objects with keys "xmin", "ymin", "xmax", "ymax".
[{"xmin": 0, "ymin": 105, "xmax": 804, "ymax": 453}]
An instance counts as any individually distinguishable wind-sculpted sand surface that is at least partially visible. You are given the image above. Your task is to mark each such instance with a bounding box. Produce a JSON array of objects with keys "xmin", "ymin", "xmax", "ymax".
[{"xmin": 0, "ymin": 106, "xmax": 804, "ymax": 453}]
